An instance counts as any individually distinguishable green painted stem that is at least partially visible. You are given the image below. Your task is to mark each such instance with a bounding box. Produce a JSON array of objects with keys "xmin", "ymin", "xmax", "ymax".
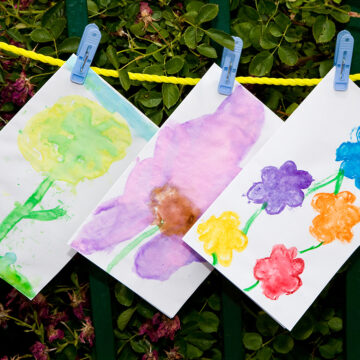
[
  {"xmin": 299, "ymin": 242, "xmax": 323, "ymax": 254},
  {"xmin": 334, "ymin": 170, "xmax": 344, "ymax": 195},
  {"xmin": 243, "ymin": 280, "xmax": 260, "ymax": 292},
  {"xmin": 0, "ymin": 177, "xmax": 65, "ymax": 242},
  {"xmin": 107, "ymin": 226, "xmax": 159, "ymax": 272},
  {"xmin": 242, "ymin": 203, "xmax": 267, "ymax": 236},
  {"xmin": 212, "ymin": 252, "xmax": 218, "ymax": 266},
  {"xmin": 305, "ymin": 171, "xmax": 341, "ymax": 197}
]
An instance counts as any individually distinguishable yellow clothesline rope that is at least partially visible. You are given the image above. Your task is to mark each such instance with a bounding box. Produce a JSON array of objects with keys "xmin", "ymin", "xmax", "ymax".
[{"xmin": 2, "ymin": 41, "xmax": 360, "ymax": 86}]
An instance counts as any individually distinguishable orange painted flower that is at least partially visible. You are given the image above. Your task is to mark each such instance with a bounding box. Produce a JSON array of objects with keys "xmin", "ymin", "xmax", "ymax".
[
  {"xmin": 310, "ymin": 191, "xmax": 360, "ymax": 244},
  {"xmin": 197, "ymin": 211, "xmax": 248, "ymax": 266}
]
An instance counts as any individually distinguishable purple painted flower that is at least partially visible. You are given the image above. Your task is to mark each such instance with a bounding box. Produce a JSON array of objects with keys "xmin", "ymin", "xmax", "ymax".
[
  {"xmin": 247, "ymin": 161, "xmax": 313, "ymax": 215},
  {"xmin": 72, "ymin": 86, "xmax": 265, "ymax": 280}
]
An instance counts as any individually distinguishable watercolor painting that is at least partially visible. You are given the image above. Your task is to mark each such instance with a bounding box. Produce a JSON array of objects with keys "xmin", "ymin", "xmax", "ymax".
[
  {"xmin": 184, "ymin": 68, "xmax": 360, "ymax": 330},
  {"xmin": 0, "ymin": 55, "xmax": 157, "ymax": 298},
  {"xmin": 70, "ymin": 64, "xmax": 283, "ymax": 317}
]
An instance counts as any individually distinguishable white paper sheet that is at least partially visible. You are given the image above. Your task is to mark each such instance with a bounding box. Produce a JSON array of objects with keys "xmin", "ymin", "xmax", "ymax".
[
  {"xmin": 70, "ymin": 64, "xmax": 282, "ymax": 317},
  {"xmin": 184, "ymin": 68, "xmax": 360, "ymax": 330},
  {"xmin": 0, "ymin": 55, "xmax": 157, "ymax": 298}
]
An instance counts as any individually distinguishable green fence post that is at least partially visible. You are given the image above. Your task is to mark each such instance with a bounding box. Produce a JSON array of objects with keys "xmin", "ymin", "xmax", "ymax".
[
  {"xmin": 65, "ymin": 5, "xmax": 116, "ymax": 359},
  {"xmin": 345, "ymin": 2, "xmax": 360, "ymax": 359},
  {"xmin": 89, "ymin": 263, "xmax": 116, "ymax": 360},
  {"xmin": 210, "ymin": 1, "xmax": 244, "ymax": 359},
  {"xmin": 65, "ymin": 0, "xmax": 88, "ymax": 37}
]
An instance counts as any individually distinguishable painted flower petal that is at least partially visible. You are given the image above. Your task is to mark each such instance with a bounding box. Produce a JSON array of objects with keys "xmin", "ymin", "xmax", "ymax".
[
  {"xmin": 134, "ymin": 234, "xmax": 203, "ymax": 281},
  {"xmin": 247, "ymin": 182, "xmax": 267, "ymax": 203}
]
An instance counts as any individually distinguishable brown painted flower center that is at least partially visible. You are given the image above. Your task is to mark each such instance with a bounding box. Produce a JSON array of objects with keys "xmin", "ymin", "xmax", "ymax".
[{"xmin": 150, "ymin": 184, "xmax": 201, "ymax": 236}]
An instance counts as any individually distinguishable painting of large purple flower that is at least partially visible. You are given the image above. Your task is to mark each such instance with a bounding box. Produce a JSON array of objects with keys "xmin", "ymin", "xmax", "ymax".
[
  {"xmin": 247, "ymin": 161, "xmax": 313, "ymax": 215},
  {"xmin": 71, "ymin": 86, "xmax": 266, "ymax": 280}
]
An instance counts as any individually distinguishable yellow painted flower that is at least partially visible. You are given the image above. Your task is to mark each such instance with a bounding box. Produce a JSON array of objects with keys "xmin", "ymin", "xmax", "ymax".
[{"xmin": 197, "ymin": 211, "xmax": 248, "ymax": 266}]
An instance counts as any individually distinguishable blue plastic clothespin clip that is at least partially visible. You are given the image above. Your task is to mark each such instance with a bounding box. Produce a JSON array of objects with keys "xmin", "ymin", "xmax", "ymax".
[
  {"xmin": 218, "ymin": 36, "xmax": 243, "ymax": 96},
  {"xmin": 334, "ymin": 30, "xmax": 354, "ymax": 91},
  {"xmin": 71, "ymin": 24, "xmax": 101, "ymax": 85}
]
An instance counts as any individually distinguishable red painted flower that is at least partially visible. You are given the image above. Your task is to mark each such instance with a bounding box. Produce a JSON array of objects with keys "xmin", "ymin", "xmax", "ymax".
[{"xmin": 254, "ymin": 244, "xmax": 305, "ymax": 300}]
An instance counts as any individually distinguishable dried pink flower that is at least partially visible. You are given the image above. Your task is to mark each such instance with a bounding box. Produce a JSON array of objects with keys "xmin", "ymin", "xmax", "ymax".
[
  {"xmin": 47, "ymin": 324, "xmax": 64, "ymax": 342},
  {"xmin": 79, "ymin": 316, "xmax": 95, "ymax": 347},
  {"xmin": 142, "ymin": 349, "xmax": 159, "ymax": 360},
  {"xmin": 30, "ymin": 341, "xmax": 49, "ymax": 360}
]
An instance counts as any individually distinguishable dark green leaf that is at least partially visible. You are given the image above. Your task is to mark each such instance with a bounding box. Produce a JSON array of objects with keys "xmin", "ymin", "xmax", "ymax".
[
  {"xmin": 328, "ymin": 317, "xmax": 343, "ymax": 332},
  {"xmin": 41, "ymin": 1, "xmax": 65, "ymax": 27},
  {"xmin": 130, "ymin": 22, "xmax": 146, "ymax": 37},
  {"xmin": 243, "ymin": 332, "xmax": 262, "ymax": 351},
  {"xmin": 256, "ymin": 347, "xmax": 273, "ymax": 360},
  {"xmin": 278, "ymin": 46, "xmax": 298, "ymax": 66},
  {"xmin": 330, "ymin": 6, "xmax": 350, "ymax": 23},
  {"xmin": 130, "ymin": 339, "xmax": 148, "ymax": 353},
  {"xmin": 165, "ymin": 56, "xmax": 184, "ymax": 74},
  {"xmin": 249, "ymin": 51, "xmax": 273, "ymax": 76},
  {"xmin": 0, "ymin": 103, "xmax": 15, "ymax": 112},
  {"xmin": 206, "ymin": 29, "xmax": 234, "ymax": 50},
  {"xmin": 232, "ymin": 22, "xmax": 252, "ymax": 48},
  {"xmin": 196, "ymin": 4, "xmax": 219, "ymax": 24},
  {"xmin": 186, "ymin": 343, "xmax": 203, "ymax": 359},
  {"xmin": 143, "ymin": 65, "xmax": 164, "ymax": 75},
  {"xmin": 162, "ymin": 83, "xmax": 180, "ymax": 109},
  {"xmin": 256, "ymin": 312, "xmax": 279, "ymax": 336},
  {"xmin": 284, "ymin": 28, "xmax": 303, "ymax": 43},
  {"xmin": 274, "ymin": 13, "xmax": 290, "ymax": 31},
  {"xmin": 319, "ymin": 339, "xmax": 343, "ymax": 359},
  {"xmin": 286, "ymin": 103, "xmax": 298, "ymax": 115},
  {"xmin": 117, "ymin": 307, "xmax": 137, "ymax": 331},
  {"xmin": 313, "ymin": 16, "xmax": 335, "ymax": 43},
  {"xmin": 260, "ymin": 28, "xmax": 278, "ymax": 49},
  {"xmin": 138, "ymin": 91, "xmax": 162, "ymax": 108},
  {"xmin": 249, "ymin": 25, "xmax": 262, "ymax": 49},
  {"xmin": 30, "ymin": 28, "xmax": 53, "ymax": 43},
  {"xmin": 291, "ymin": 315, "xmax": 314, "ymax": 340},
  {"xmin": 119, "ymin": 70, "xmax": 131, "ymax": 91},
  {"xmin": 106, "ymin": 45, "xmax": 119, "ymax": 69},
  {"xmin": 48, "ymin": 18, "xmax": 66, "ymax": 39},
  {"xmin": 269, "ymin": 23, "xmax": 282, "ymax": 37},
  {"xmin": 199, "ymin": 311, "xmax": 219, "ymax": 333},
  {"xmin": 6, "ymin": 29, "xmax": 24, "ymax": 43},
  {"xmin": 273, "ymin": 334, "xmax": 294, "ymax": 354},
  {"xmin": 186, "ymin": 1, "xmax": 205, "ymax": 12},
  {"xmin": 208, "ymin": 294, "xmax": 221, "ymax": 311},
  {"xmin": 87, "ymin": 0, "xmax": 98, "ymax": 15},
  {"xmin": 183, "ymin": 11, "xmax": 198, "ymax": 23},
  {"xmin": 137, "ymin": 302, "xmax": 155, "ymax": 319},
  {"xmin": 185, "ymin": 331, "xmax": 216, "ymax": 351},
  {"xmin": 184, "ymin": 26, "xmax": 197, "ymax": 49},
  {"xmin": 196, "ymin": 44, "xmax": 217, "ymax": 58},
  {"xmin": 58, "ymin": 37, "xmax": 80, "ymax": 53},
  {"xmin": 115, "ymin": 283, "xmax": 134, "ymax": 306}
]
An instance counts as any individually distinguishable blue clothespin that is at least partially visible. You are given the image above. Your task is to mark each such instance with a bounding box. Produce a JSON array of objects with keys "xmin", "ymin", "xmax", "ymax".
[
  {"xmin": 71, "ymin": 24, "xmax": 101, "ymax": 85},
  {"xmin": 218, "ymin": 36, "xmax": 243, "ymax": 96},
  {"xmin": 334, "ymin": 30, "xmax": 354, "ymax": 91}
]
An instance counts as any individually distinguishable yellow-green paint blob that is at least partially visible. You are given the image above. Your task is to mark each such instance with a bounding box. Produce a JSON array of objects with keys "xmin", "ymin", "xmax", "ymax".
[{"xmin": 18, "ymin": 95, "xmax": 132, "ymax": 185}]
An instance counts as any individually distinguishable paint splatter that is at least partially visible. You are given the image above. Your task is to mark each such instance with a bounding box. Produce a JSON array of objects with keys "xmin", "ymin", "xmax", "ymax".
[
  {"xmin": 18, "ymin": 95, "xmax": 132, "ymax": 184},
  {"xmin": 253, "ymin": 244, "xmax": 304, "ymax": 300},
  {"xmin": 197, "ymin": 211, "xmax": 248, "ymax": 266},
  {"xmin": 72, "ymin": 85, "xmax": 265, "ymax": 280},
  {"xmin": 336, "ymin": 126, "xmax": 360, "ymax": 189},
  {"xmin": 0, "ymin": 252, "xmax": 35, "ymax": 298},
  {"xmin": 310, "ymin": 191, "xmax": 360, "ymax": 244},
  {"xmin": 247, "ymin": 161, "xmax": 313, "ymax": 215}
]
